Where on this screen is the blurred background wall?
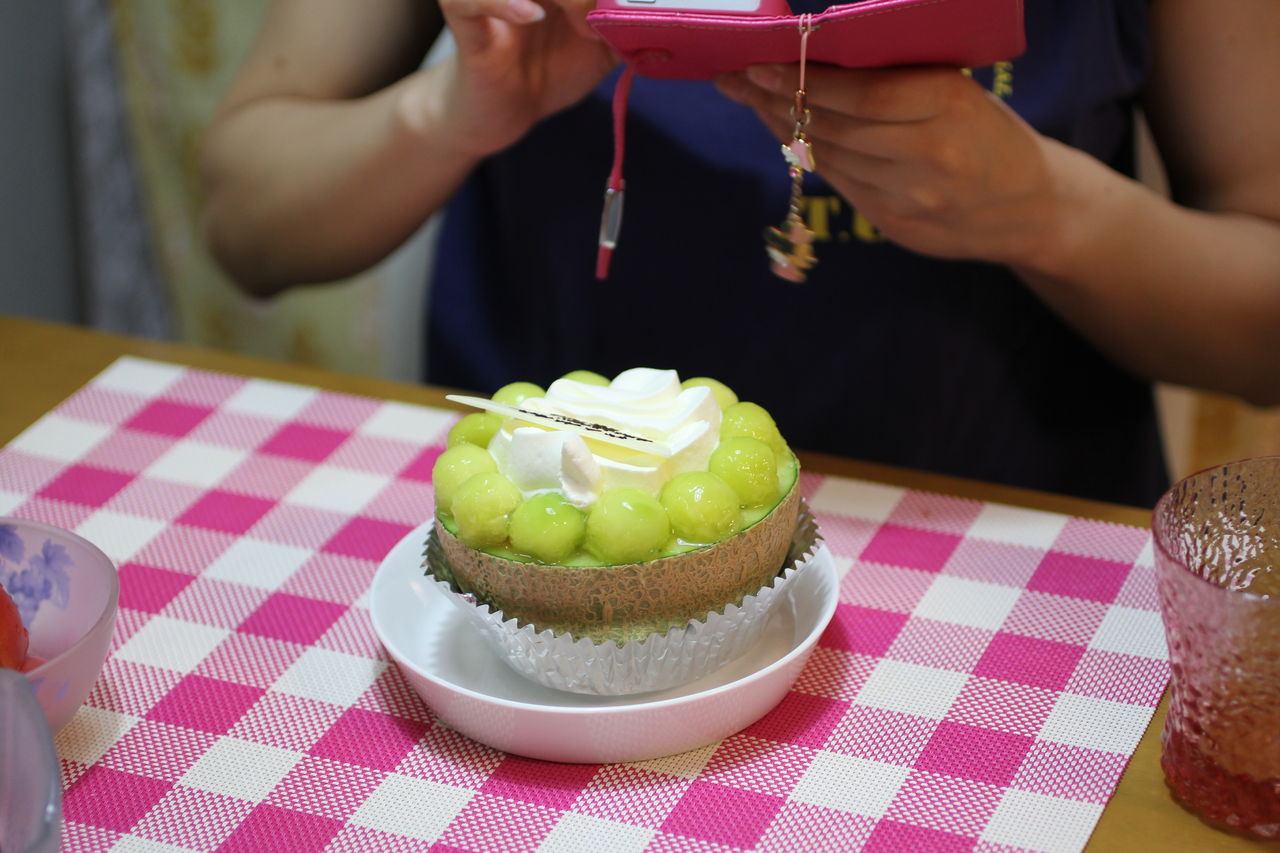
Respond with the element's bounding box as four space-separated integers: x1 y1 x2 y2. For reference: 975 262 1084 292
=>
0 1 1277 486
0 1 80 325
1 0 435 382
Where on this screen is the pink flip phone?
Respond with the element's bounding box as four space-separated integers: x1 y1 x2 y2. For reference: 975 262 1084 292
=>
586 0 1026 80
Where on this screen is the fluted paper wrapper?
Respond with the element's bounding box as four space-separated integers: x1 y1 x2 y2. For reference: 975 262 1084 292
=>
422 505 821 695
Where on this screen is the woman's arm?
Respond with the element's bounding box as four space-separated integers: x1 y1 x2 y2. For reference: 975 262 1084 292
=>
200 0 615 295
1016 0 1280 404
200 0 450 293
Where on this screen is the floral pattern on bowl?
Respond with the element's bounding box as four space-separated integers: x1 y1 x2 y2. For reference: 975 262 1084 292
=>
1 524 72 635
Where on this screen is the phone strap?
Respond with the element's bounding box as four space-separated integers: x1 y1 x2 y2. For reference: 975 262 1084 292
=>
596 63 638 280
764 13 818 282
595 22 820 282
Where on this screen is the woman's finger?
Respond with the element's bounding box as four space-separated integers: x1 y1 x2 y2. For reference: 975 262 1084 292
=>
803 105 940 161
717 75 934 161
442 0 545 22
540 0 600 40
442 0 544 55
740 63 973 123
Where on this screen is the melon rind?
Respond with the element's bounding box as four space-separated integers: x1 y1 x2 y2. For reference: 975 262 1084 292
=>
433 479 802 644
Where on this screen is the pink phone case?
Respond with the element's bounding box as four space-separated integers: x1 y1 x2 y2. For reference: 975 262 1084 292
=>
587 0 1026 80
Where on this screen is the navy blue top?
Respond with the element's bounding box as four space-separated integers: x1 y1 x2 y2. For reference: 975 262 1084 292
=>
427 0 1168 507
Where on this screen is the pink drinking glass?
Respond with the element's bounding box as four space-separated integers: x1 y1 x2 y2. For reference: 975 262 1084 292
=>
1152 458 1280 839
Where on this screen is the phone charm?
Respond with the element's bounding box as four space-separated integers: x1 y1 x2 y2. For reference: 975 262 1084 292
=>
765 15 817 282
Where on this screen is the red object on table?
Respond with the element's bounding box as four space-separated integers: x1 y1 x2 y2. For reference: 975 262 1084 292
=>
0 585 29 671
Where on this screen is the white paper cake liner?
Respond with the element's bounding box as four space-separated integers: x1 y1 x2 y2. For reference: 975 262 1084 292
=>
422 503 821 696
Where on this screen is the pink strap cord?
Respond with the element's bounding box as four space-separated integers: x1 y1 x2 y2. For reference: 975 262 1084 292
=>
596 63 637 280
799 13 813 88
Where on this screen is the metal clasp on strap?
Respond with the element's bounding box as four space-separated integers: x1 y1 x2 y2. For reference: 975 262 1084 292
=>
598 183 625 251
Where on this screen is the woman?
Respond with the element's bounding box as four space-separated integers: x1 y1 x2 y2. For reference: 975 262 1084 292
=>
200 0 1280 507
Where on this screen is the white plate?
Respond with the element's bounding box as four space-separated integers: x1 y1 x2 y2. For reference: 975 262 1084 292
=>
370 523 839 764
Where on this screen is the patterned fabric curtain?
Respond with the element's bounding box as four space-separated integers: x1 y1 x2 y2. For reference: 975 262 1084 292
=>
68 0 171 339
68 0 436 382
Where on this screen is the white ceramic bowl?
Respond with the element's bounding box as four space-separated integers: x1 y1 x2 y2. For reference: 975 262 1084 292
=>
372 522 839 764
2 518 119 733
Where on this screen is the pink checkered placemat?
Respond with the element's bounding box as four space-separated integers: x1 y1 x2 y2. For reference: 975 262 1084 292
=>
0 357 1171 853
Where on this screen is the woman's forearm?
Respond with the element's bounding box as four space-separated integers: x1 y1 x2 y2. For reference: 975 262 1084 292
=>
200 63 476 295
1014 138 1280 405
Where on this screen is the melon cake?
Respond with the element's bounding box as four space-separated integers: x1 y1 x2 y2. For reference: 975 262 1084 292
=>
429 367 803 644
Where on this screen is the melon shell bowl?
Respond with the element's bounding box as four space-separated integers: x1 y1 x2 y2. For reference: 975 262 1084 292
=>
434 480 802 644
425 485 819 696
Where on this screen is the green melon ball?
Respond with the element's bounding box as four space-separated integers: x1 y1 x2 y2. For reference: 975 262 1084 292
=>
660 471 741 544
431 444 498 515
452 472 523 548
721 401 787 457
680 376 739 410
777 450 799 490
709 435 780 508
508 493 587 564
585 488 671 564
447 412 503 449
560 370 611 386
492 381 545 406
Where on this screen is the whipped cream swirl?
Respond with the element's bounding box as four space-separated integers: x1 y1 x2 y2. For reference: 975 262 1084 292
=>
487 368 721 509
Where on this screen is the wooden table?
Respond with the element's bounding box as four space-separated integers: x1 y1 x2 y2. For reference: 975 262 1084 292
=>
1 314 1272 851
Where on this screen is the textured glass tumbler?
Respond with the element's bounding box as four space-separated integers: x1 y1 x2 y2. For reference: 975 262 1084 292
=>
1152 458 1280 839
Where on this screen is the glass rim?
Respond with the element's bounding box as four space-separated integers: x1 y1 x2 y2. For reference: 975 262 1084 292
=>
1152 456 1280 607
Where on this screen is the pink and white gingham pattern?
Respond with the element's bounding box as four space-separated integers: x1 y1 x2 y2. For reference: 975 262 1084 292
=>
1 358 1170 853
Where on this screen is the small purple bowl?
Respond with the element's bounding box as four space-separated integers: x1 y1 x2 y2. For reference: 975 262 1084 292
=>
2 518 119 733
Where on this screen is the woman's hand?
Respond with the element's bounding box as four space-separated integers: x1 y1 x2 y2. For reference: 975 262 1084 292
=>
715 63 1065 268
410 0 620 158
